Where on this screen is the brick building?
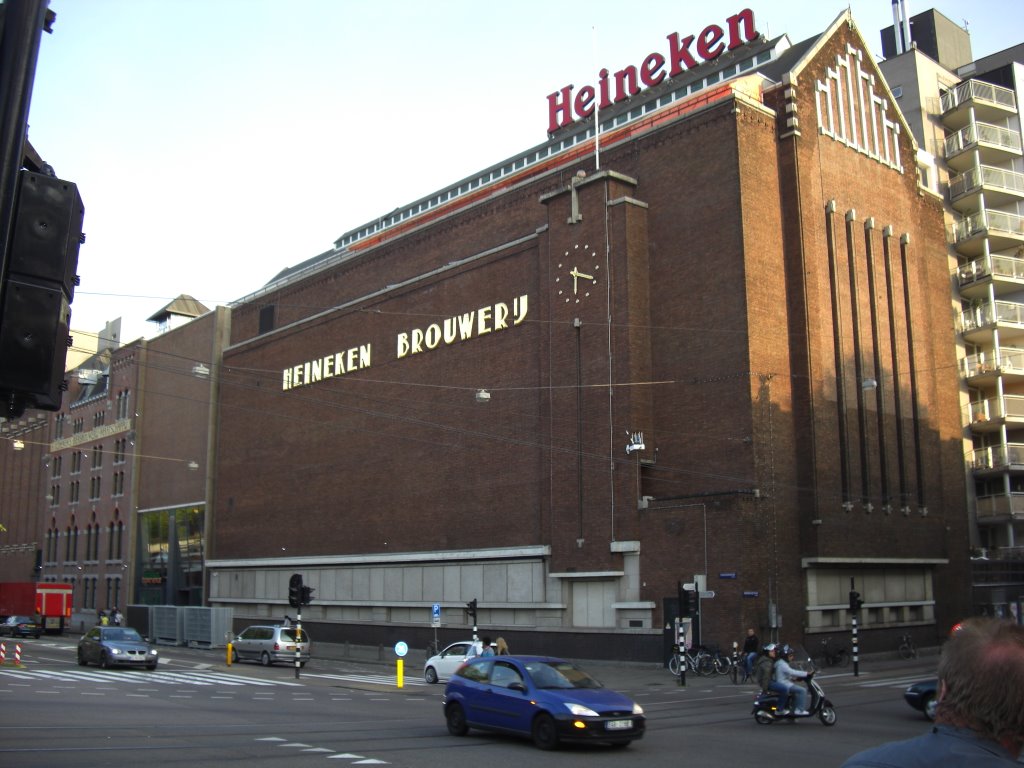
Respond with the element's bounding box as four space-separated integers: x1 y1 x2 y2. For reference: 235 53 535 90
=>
206 10 970 659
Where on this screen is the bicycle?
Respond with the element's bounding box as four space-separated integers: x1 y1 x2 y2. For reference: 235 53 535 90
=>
668 645 716 677
897 633 917 660
816 637 851 668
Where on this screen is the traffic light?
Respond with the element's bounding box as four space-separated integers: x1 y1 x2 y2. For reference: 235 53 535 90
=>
300 585 314 606
0 170 84 414
288 574 303 608
680 588 697 617
849 590 864 611
466 598 477 623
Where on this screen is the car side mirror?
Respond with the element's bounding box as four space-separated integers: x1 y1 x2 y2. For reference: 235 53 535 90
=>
508 682 527 693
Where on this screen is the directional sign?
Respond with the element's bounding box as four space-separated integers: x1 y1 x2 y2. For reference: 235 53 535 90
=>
394 641 408 657
699 590 716 599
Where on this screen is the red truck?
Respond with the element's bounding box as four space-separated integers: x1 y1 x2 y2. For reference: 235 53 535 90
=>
0 582 73 634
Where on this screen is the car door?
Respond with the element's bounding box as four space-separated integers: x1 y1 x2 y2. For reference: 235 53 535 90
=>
81 627 102 663
482 660 534 732
437 642 473 679
234 627 261 660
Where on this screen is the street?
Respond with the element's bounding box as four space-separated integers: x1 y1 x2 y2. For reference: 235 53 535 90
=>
0 637 941 767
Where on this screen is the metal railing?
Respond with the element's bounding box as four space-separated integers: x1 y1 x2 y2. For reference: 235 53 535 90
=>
956 253 1024 286
961 347 1024 377
959 300 1024 334
965 394 1024 423
949 165 1024 204
968 443 1024 470
952 210 1024 247
941 79 1017 114
945 121 1023 159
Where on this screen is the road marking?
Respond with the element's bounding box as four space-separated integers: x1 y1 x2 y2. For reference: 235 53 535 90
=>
0 668 303 687
302 672 427 687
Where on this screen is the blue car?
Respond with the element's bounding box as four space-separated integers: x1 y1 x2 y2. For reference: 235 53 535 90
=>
904 679 938 720
443 655 645 750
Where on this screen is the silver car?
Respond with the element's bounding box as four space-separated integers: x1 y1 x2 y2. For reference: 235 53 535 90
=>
231 624 310 666
424 640 477 684
77 626 159 670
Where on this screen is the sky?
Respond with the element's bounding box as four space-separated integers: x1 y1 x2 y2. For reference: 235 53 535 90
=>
24 0 1023 346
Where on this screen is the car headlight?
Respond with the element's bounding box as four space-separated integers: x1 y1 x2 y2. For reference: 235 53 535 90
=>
632 703 644 715
110 648 123 655
149 649 159 656
564 703 600 717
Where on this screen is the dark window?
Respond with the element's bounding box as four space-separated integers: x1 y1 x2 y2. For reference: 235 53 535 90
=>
259 305 275 335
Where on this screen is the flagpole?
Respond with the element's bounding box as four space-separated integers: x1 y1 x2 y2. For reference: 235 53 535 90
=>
592 26 601 170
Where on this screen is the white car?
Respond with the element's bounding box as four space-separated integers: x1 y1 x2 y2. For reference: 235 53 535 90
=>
424 640 478 684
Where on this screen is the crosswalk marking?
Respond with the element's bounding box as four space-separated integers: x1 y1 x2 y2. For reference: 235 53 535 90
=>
0 667 303 687
302 672 427 687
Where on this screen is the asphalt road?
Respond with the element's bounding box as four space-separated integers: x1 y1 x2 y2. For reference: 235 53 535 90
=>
0 636 945 768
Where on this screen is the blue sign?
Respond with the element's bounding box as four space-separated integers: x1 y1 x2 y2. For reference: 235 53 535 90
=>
742 591 760 598
719 572 737 579
432 603 441 619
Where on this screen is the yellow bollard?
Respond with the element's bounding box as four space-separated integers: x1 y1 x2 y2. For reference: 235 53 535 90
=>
226 642 233 666
397 658 404 688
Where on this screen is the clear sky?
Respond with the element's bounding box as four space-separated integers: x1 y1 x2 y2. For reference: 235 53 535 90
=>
25 0 1023 345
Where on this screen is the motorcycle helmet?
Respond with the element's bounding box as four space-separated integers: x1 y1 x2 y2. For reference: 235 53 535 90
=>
763 642 777 653
781 644 792 656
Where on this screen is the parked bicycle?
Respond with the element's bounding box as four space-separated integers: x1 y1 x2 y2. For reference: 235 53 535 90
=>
668 645 717 676
816 637 851 668
897 633 917 659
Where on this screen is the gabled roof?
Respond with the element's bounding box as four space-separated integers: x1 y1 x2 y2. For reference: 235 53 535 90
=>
146 294 210 323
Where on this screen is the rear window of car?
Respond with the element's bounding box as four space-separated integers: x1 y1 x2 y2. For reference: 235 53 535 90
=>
280 629 308 642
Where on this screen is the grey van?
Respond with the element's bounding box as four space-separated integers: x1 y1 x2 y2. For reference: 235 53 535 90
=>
230 624 311 666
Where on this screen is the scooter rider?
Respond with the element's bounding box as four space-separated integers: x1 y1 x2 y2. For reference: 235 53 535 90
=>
773 644 812 715
755 643 779 694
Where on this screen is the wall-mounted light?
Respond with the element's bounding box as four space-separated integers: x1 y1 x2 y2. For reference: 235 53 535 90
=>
475 389 490 403
12 439 25 451
192 363 210 378
187 460 199 471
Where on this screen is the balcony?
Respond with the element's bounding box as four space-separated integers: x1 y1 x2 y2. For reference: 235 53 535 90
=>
951 210 1024 257
966 394 1024 431
949 165 1024 214
968 442 1024 473
959 300 1024 343
961 347 1024 384
944 122 1022 173
956 253 1024 299
974 493 1024 522
941 79 1018 132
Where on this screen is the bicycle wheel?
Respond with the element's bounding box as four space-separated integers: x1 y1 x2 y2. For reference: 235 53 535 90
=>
898 643 916 660
668 654 680 676
715 655 732 676
729 660 739 684
697 655 716 676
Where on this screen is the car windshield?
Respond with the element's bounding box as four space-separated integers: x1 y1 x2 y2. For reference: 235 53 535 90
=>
104 628 142 642
525 660 603 689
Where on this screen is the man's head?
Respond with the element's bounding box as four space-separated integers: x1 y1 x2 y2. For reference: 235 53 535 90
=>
747 628 756 636
936 617 1024 757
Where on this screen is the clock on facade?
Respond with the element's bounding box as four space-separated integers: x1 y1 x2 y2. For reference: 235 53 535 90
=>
554 243 600 303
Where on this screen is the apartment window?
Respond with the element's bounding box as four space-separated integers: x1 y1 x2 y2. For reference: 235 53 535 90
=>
69 480 79 504
64 527 72 561
93 410 105 429
51 455 62 479
71 450 82 474
116 389 131 420
55 413 66 438
50 484 60 506
109 520 124 561
89 476 101 501
92 445 103 469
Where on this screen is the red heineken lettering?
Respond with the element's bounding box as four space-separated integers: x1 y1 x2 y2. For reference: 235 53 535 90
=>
547 9 757 134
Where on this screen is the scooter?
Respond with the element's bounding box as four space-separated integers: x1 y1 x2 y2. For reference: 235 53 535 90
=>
752 671 838 726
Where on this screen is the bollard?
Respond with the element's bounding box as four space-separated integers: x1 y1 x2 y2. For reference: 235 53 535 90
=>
0 641 5 664
226 642 233 666
397 658 404 689
14 643 22 665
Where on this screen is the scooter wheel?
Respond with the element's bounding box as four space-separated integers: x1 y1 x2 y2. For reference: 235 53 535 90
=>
818 706 837 726
754 711 774 725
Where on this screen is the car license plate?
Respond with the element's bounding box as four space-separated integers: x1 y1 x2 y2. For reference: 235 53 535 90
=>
606 719 632 730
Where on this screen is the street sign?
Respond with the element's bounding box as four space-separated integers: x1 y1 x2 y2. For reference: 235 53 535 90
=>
682 582 696 591
394 641 408 657
699 590 716 599
431 602 441 627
